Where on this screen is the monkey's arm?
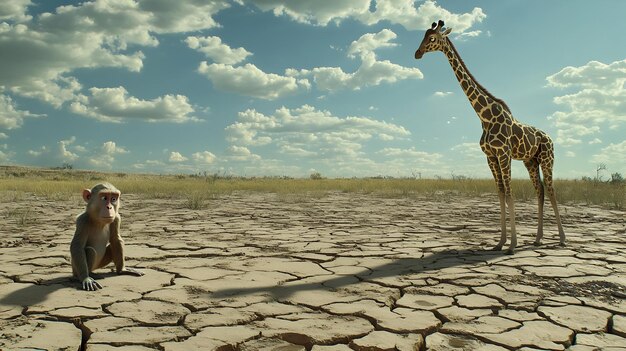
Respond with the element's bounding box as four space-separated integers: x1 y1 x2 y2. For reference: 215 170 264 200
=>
109 215 126 273
70 217 91 282
109 216 144 276
71 216 103 290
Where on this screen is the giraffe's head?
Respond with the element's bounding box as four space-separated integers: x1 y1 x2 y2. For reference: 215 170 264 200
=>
415 20 452 59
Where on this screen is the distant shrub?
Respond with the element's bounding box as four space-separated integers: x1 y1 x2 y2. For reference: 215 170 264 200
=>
310 172 323 180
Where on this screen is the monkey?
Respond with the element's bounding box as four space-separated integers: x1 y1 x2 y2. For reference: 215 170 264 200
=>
70 182 143 291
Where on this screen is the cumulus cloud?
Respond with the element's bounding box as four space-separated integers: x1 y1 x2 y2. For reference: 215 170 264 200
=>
169 151 188 163
70 87 197 123
26 137 134 169
291 29 423 92
28 136 79 165
434 91 453 97
376 147 443 166
1 0 226 112
88 141 130 168
222 104 421 175
547 59 626 146
0 132 7 139
0 0 32 22
185 35 252 64
347 28 398 58
192 150 217 164
244 0 485 32
198 62 310 100
0 94 43 129
592 141 626 172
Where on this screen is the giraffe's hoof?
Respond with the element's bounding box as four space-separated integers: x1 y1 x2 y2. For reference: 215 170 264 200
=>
533 240 541 246
506 248 515 255
492 245 503 252
559 241 566 247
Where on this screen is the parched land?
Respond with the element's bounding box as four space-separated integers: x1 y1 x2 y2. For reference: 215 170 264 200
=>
1 190 625 350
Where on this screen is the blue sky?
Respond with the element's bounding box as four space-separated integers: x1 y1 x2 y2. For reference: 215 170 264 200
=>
1 0 625 179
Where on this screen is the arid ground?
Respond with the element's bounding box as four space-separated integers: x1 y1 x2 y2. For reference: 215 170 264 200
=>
1 191 625 350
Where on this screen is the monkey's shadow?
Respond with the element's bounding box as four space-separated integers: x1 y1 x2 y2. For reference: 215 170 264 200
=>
0 272 119 308
210 246 530 301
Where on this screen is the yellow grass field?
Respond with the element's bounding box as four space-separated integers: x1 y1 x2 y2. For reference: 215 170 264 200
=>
0 165 623 210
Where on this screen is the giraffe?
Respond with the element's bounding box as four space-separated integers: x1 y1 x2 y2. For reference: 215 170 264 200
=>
414 20 565 253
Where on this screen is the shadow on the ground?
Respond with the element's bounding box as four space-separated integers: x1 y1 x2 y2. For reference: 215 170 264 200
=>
211 247 512 300
0 277 71 307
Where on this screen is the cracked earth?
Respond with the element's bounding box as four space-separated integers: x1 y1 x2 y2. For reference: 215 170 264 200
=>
1 191 625 350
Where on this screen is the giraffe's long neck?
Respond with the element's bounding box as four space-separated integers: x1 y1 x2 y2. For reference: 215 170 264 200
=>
442 38 509 124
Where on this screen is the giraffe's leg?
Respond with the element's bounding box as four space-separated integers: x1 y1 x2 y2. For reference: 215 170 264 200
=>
539 155 566 245
499 154 516 254
524 159 544 245
487 156 507 251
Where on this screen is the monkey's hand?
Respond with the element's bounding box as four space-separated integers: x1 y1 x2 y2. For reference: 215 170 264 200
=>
119 267 144 277
82 277 102 291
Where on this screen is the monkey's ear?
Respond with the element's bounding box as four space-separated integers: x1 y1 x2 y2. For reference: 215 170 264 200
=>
82 189 92 202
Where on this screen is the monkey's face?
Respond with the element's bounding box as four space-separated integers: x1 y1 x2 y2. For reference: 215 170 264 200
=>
83 188 120 224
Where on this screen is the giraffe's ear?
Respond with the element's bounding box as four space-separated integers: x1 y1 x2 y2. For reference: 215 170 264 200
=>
441 27 452 37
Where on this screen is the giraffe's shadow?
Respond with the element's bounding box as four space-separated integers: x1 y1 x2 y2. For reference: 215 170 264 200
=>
209 246 533 301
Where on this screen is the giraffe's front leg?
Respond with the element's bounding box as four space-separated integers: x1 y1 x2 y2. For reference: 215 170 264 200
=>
487 156 507 251
499 155 517 254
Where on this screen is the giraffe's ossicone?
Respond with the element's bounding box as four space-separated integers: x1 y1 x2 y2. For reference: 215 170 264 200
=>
415 20 565 253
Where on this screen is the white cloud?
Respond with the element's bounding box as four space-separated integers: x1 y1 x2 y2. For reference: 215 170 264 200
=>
592 141 626 172
28 136 79 165
226 145 261 161
434 91 453 97
169 151 188 163
70 87 197 123
88 141 129 169
347 28 397 58
292 29 423 92
139 0 229 33
451 142 484 159
185 35 252 64
192 150 217 164
376 147 443 165
0 94 43 129
198 62 310 100
102 141 129 155
0 142 13 163
1 0 227 110
0 0 32 22
547 59 626 146
244 0 485 33
0 132 7 139
222 104 420 176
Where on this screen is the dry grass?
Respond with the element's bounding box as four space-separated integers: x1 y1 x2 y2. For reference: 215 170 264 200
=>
0 166 624 209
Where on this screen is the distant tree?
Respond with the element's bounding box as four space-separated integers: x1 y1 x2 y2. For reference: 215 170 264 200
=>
596 163 607 181
310 172 323 180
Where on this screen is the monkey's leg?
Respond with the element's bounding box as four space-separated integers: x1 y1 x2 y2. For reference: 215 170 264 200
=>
93 245 113 270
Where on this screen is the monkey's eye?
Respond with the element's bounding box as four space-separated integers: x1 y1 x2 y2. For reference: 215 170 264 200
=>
111 197 118 203
100 195 107 202
429 37 436 42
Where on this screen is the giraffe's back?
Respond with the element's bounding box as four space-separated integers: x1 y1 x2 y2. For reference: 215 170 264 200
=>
510 122 551 161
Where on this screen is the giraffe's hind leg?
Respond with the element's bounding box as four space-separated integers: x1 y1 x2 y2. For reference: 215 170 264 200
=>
539 151 566 245
524 158 544 245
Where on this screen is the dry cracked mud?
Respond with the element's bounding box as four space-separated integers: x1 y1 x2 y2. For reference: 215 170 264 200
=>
1 191 625 350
